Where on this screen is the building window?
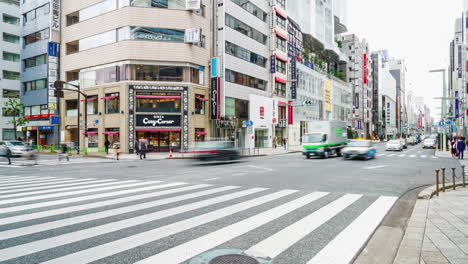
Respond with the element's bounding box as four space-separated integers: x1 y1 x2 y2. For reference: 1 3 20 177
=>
276 0 285 9
79 29 117 51
3 14 19 25
276 37 286 52
123 26 185 42
66 100 78 116
225 69 267 90
3 52 19 62
3 70 19 80
225 41 267 68
2 89 19 98
276 15 286 29
86 96 98 115
3 33 19 44
2 129 16 140
23 3 50 25
195 128 205 142
24 79 47 92
195 95 206 115
275 82 286 97
136 92 181 113
196 35 206 48
276 60 286 74
105 92 120 114
24 28 50 46
225 14 267 45
231 0 267 22
24 54 46 69
80 0 117 22
120 64 184 83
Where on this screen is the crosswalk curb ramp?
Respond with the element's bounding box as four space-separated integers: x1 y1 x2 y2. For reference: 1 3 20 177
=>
0 175 397 264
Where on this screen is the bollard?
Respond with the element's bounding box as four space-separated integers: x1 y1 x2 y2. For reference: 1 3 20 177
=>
435 169 440 196
442 168 446 192
463 165 466 188
452 168 456 190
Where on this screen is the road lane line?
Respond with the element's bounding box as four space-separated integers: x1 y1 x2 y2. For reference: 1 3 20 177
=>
409 155 416 158
387 154 396 157
0 178 82 191
0 178 111 195
0 182 196 226
398 154 405 157
307 196 398 264
420 155 427 158
365 165 389 170
0 185 237 240
1 188 273 263
244 194 362 259
0 181 155 206
377 154 385 157
248 165 277 172
135 192 329 264
232 173 247 176
203 177 220 181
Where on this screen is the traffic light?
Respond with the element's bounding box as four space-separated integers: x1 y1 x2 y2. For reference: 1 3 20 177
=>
54 89 64 98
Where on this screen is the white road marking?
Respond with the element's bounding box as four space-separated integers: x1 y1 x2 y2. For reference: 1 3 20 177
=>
420 155 427 158
6 188 272 263
398 154 405 157
0 176 55 185
307 196 398 264
0 182 196 226
365 165 389 170
203 177 221 181
232 173 247 177
0 178 111 195
245 194 362 259
409 155 416 158
248 165 277 172
387 154 396 157
133 192 329 264
0 178 80 191
377 154 386 157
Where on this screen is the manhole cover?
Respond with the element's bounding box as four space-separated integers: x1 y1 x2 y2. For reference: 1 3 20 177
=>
209 254 259 264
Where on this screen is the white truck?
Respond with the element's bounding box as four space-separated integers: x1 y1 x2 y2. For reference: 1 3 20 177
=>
302 121 348 159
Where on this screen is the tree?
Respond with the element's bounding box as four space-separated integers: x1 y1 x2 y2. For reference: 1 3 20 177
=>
3 99 28 139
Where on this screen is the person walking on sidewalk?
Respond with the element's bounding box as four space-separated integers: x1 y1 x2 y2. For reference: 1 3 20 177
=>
58 144 70 162
273 137 277 149
104 139 111 155
139 141 147 160
451 137 457 157
134 140 140 156
283 138 287 150
457 137 466 160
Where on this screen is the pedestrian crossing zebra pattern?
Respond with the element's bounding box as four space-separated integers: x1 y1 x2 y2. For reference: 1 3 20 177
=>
0 175 397 264
376 153 437 159
0 158 118 168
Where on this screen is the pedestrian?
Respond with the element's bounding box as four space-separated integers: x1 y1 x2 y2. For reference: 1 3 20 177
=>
134 140 140 156
273 137 277 149
58 143 69 162
139 141 147 160
3 147 12 165
104 139 111 155
451 137 457 157
283 138 287 150
457 137 466 160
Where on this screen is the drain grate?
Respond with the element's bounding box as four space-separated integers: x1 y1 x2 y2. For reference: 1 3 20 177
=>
209 254 260 264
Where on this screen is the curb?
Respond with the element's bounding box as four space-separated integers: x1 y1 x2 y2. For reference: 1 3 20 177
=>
418 182 467 199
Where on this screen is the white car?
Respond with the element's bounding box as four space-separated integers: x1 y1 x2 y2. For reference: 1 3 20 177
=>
0 141 32 157
386 140 403 151
423 138 437 149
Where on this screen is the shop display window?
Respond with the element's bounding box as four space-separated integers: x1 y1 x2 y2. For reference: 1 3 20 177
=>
136 93 181 113
194 95 205 115
105 93 120 114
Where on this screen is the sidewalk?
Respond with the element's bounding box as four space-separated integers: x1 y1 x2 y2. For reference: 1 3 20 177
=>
393 161 468 264
84 145 304 160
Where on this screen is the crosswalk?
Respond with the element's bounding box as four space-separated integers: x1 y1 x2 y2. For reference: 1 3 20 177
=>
0 158 118 168
0 175 397 264
376 153 437 159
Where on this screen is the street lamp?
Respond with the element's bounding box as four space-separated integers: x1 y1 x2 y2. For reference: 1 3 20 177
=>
429 69 447 151
54 80 88 155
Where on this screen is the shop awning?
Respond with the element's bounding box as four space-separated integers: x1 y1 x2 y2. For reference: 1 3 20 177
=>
275 76 287 84
274 7 288 20
136 95 181 99
82 132 98 135
102 131 119 135
278 101 287 106
274 29 288 40
80 97 97 102
196 97 209 101
196 132 207 135
100 96 118 100
135 128 181 132
275 54 288 63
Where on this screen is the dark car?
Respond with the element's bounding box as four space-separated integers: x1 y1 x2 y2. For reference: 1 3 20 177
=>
193 141 241 162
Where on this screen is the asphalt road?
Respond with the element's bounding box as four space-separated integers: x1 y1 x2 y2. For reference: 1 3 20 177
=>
0 144 460 264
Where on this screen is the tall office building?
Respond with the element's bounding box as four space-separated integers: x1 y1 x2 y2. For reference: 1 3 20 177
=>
0 0 21 140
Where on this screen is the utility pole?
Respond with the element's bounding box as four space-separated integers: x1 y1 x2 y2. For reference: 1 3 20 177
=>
430 69 447 151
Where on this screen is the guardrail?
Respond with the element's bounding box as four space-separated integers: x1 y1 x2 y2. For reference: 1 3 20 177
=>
434 165 467 196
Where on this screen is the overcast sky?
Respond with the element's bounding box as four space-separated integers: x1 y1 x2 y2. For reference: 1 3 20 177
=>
347 0 463 120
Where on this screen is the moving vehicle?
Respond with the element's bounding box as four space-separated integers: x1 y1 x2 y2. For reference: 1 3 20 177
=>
407 136 417 145
302 121 347 159
386 140 403 151
423 138 437 149
0 140 32 157
193 141 241 162
400 138 408 149
342 140 377 160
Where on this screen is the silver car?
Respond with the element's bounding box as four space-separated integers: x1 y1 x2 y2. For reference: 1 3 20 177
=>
0 141 32 157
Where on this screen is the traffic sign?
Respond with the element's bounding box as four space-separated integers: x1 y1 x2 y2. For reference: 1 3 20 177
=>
439 121 444 127
51 116 60 125
446 120 452 125
242 121 248 127
248 120 254 127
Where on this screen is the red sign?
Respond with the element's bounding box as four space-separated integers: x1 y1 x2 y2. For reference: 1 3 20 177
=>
260 106 265 119
288 101 294 125
363 54 368 84
272 118 277 123
24 114 54 119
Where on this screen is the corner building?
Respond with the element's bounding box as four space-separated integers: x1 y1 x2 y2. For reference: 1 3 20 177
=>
60 0 211 153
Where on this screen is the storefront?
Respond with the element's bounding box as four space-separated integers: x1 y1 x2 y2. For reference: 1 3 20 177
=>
38 126 55 146
247 94 276 149
129 85 189 153
103 128 120 150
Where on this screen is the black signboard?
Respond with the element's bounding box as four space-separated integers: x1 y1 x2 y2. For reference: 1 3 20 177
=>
136 114 181 127
270 55 276 73
211 77 220 120
290 57 297 99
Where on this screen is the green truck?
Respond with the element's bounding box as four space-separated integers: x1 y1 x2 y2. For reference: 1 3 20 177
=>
302 121 348 159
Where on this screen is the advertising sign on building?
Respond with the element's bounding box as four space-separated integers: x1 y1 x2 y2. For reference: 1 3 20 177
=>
210 78 221 120
211 57 220 77
325 79 332 112
136 115 181 127
184 28 201 43
386 102 391 124
270 55 276 73
456 91 460 118
291 57 297 99
250 94 273 128
363 54 368 84
50 0 60 43
186 0 201 10
458 45 462 79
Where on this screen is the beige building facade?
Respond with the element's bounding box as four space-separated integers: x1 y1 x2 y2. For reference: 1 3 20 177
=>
59 0 212 153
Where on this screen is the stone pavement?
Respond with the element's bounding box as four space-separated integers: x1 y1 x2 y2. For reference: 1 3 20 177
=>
393 186 468 264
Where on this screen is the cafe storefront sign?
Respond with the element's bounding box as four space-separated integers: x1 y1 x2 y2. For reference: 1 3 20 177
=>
136 115 181 127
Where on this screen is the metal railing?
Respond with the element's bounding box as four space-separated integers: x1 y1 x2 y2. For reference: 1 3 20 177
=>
240 148 261 157
434 165 467 196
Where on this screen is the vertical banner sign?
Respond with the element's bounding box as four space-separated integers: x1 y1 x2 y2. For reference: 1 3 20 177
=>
363 54 368 84
386 102 391 125
450 41 455 72
458 45 462 78
211 57 219 78
291 57 297 99
455 91 460 118
210 78 220 120
48 0 60 110
50 0 60 42
288 101 294 125
270 55 276 73
325 79 332 112
184 28 201 43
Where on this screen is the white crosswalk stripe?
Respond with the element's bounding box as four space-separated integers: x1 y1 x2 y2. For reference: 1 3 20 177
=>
0 177 398 264
0 158 119 168
377 153 435 159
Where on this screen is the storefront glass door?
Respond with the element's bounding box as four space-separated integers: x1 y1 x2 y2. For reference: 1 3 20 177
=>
137 131 181 152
